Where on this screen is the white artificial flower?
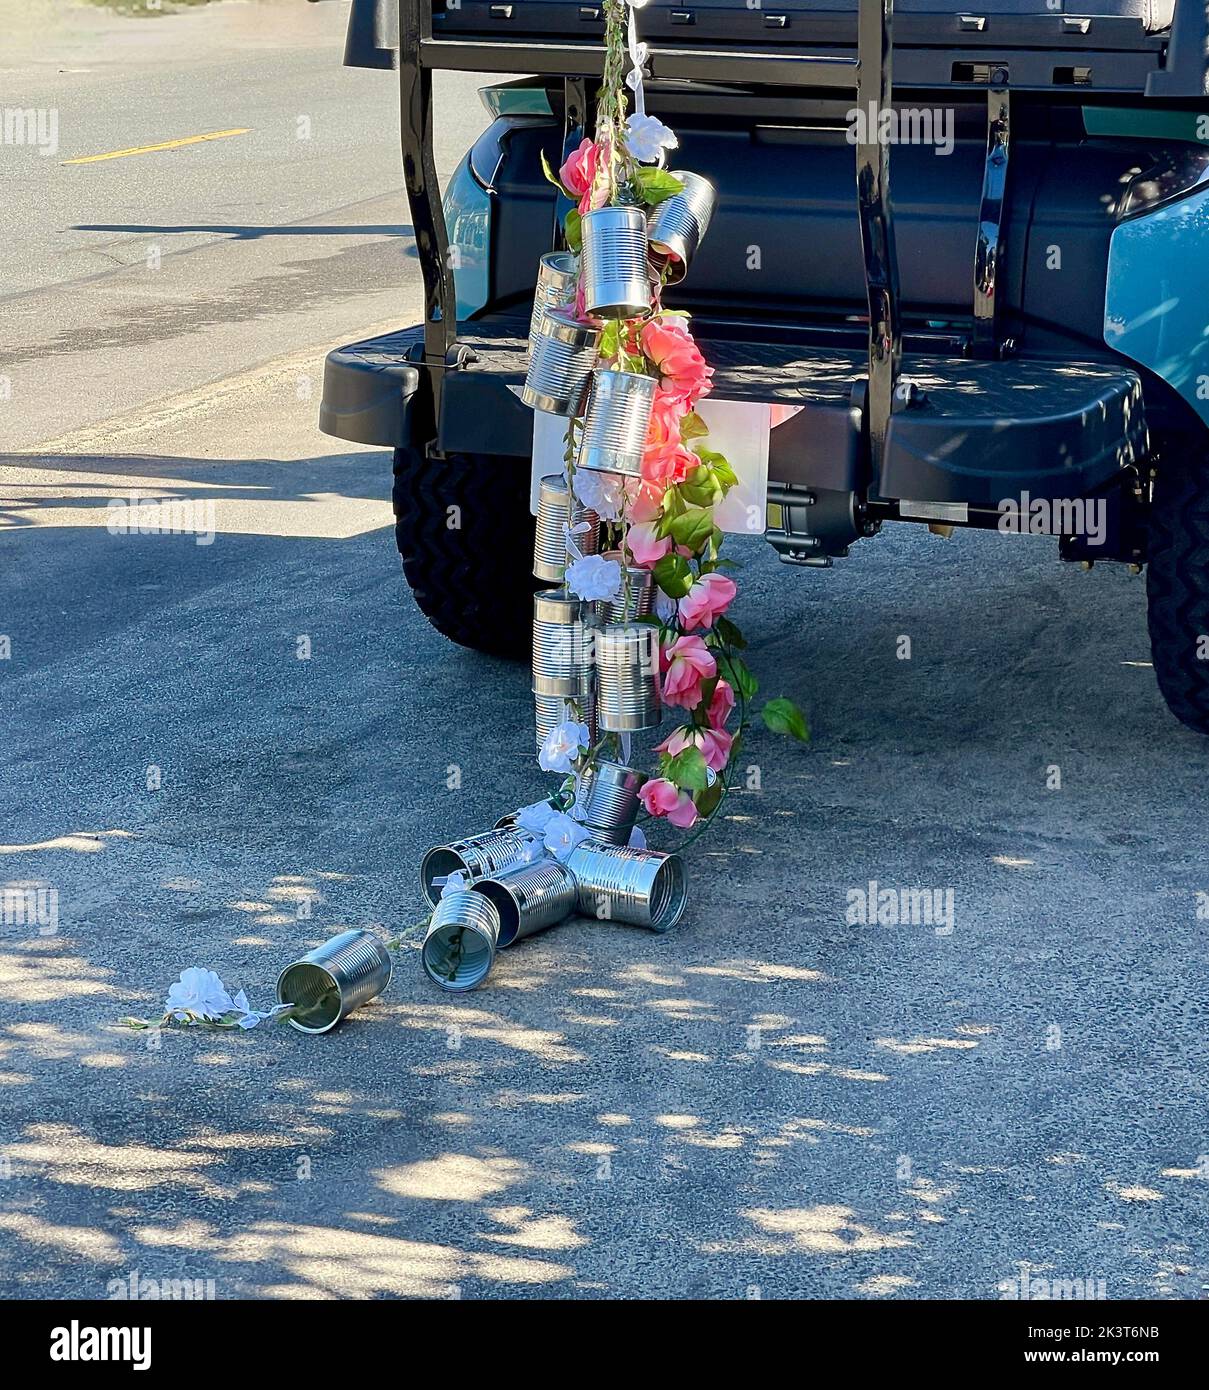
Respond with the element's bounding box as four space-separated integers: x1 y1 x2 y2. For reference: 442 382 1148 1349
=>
516 799 558 835
628 824 647 851
572 469 628 522
539 719 591 774
437 869 470 900
653 587 678 624
626 113 678 165
165 968 235 1022
543 811 591 861
565 553 622 603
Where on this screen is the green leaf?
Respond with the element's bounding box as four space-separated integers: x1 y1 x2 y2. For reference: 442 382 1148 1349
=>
540 149 576 199
665 744 709 792
667 507 715 553
599 319 621 360
680 410 709 442
761 697 810 743
694 780 724 819
718 651 759 703
631 166 686 206
714 615 747 651
564 208 582 253
652 553 693 599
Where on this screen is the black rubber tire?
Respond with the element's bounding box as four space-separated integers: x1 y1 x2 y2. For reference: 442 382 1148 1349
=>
392 447 538 659
1146 442 1209 734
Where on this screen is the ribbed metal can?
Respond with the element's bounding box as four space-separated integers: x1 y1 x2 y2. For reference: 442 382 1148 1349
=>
532 591 593 697
579 760 647 845
419 826 540 906
422 889 502 992
533 473 600 584
472 858 578 947
534 692 598 753
521 306 600 415
276 928 393 1034
590 548 654 624
595 623 661 731
647 171 717 286
582 205 653 317
527 251 579 354
567 841 688 932
577 370 656 476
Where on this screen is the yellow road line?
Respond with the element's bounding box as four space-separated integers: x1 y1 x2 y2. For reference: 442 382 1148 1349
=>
62 128 249 165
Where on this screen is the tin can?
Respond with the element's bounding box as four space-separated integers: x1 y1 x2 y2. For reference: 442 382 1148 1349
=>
577 370 656 477
472 859 578 947
567 841 688 932
532 591 593 697
595 623 661 731
579 760 647 845
521 306 600 415
647 171 717 286
527 251 579 352
533 473 600 584
582 205 653 317
422 889 502 992
590 549 653 624
419 827 540 906
276 929 393 1034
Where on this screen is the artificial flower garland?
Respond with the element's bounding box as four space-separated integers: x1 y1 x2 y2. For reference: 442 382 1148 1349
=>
538 0 808 840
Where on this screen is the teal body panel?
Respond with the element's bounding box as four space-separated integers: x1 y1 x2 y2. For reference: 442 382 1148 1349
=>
1104 183 1209 430
443 156 491 319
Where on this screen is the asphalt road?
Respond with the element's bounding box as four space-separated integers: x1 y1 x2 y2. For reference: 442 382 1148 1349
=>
2 1 1208 1303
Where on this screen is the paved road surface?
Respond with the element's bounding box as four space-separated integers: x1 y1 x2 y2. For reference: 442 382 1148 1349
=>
1 0 1207 1301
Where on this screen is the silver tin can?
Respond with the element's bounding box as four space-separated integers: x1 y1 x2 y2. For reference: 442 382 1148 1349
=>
521 306 600 415
595 623 661 732
581 205 653 317
647 171 717 286
422 889 502 992
577 369 656 477
534 692 598 753
532 591 593 697
590 548 654 624
527 251 579 353
567 841 688 932
419 826 540 906
579 760 647 845
533 473 600 584
472 859 578 947
276 928 393 1034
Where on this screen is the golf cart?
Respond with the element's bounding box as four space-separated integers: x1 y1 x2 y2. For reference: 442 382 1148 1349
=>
319 0 1209 731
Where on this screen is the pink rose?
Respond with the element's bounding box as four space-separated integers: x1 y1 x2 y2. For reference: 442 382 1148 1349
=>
559 138 595 197
639 777 699 830
708 679 736 730
657 724 734 774
626 520 671 568
677 572 736 630
661 634 717 709
558 139 611 214
629 485 663 524
640 316 714 404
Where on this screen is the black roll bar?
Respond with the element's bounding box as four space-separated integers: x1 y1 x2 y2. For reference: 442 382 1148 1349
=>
395 0 902 475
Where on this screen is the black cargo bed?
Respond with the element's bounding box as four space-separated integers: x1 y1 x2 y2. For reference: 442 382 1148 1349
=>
321 321 1146 504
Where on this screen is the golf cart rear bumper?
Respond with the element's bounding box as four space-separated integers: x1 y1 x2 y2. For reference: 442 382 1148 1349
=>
320 321 1147 505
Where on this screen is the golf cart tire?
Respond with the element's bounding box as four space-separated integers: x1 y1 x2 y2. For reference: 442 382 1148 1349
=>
1147 446 1209 735
392 447 538 659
